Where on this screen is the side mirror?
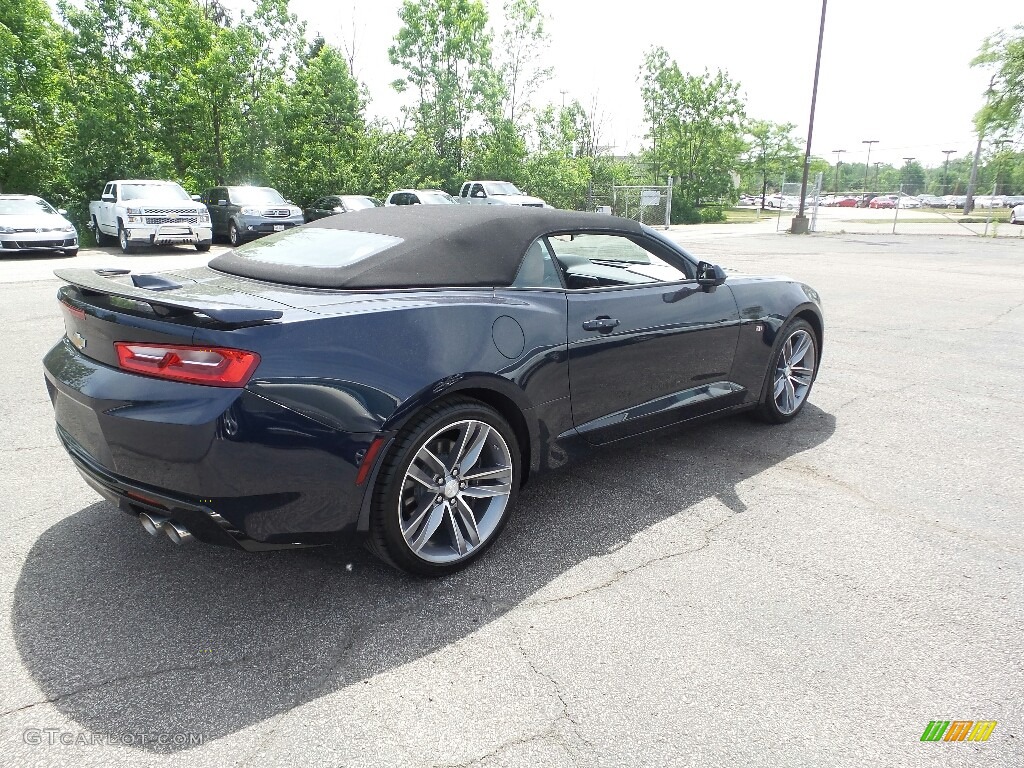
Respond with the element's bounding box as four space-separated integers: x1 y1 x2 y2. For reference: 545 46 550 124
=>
191 195 201 202
696 261 727 291
101 194 114 203
57 208 68 215
217 199 227 206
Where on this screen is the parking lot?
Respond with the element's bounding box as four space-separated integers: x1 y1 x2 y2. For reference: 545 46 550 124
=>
0 231 1021 767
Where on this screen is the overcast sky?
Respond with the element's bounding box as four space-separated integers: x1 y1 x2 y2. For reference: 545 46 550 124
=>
282 0 1024 169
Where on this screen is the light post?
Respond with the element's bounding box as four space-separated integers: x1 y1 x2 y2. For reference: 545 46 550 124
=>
790 0 828 234
873 161 881 191
832 149 845 195
941 149 956 194
902 156 915 194
862 139 878 205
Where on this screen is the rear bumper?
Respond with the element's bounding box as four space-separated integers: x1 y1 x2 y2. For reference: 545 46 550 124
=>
44 338 378 549
236 215 303 237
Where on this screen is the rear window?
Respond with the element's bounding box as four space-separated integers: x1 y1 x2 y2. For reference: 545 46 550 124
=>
230 227 402 268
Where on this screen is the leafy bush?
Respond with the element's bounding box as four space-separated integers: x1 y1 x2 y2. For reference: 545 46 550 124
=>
700 205 726 223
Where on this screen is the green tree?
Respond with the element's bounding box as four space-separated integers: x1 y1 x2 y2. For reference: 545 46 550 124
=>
972 27 1024 138
389 0 493 187
639 47 746 217
274 43 365 205
743 120 799 206
0 0 71 197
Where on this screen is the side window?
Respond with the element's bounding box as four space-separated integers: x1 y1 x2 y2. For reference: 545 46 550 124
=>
460 183 470 198
512 239 563 289
546 233 689 289
109 184 118 200
311 198 325 209
409 193 421 205
470 183 485 198
216 188 228 205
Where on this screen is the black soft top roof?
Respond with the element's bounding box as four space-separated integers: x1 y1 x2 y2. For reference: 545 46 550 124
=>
208 205 646 289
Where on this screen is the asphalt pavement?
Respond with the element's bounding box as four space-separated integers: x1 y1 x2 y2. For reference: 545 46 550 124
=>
0 232 1021 767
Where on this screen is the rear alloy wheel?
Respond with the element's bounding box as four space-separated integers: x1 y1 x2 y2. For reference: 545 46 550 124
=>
756 319 818 424
369 398 520 576
229 222 241 247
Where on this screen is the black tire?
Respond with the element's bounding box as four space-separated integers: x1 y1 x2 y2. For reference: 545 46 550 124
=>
755 318 819 424
195 241 211 252
1012 211 1020 225
117 223 135 254
367 397 521 576
228 221 241 247
92 217 110 246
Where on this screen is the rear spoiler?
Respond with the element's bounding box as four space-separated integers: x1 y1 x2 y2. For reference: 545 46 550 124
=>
55 268 283 329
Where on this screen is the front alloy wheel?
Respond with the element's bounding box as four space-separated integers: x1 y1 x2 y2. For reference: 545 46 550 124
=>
118 226 134 254
756 319 818 423
369 398 519 575
229 222 241 247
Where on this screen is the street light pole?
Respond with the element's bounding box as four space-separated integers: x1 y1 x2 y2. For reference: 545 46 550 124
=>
873 161 881 191
902 156 915 194
832 149 845 194
941 149 956 194
790 0 828 234
862 139 878 204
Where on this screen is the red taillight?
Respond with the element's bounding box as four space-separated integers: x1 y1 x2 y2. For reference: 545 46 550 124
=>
114 343 260 387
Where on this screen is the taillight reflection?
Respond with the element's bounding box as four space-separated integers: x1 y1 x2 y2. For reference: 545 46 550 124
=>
114 343 260 387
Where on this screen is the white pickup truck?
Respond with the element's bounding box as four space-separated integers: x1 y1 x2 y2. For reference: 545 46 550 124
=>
457 180 549 208
89 179 213 253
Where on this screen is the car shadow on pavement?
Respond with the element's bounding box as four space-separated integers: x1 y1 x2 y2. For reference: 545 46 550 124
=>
12 406 834 752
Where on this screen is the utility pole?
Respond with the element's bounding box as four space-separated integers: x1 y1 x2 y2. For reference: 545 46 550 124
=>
902 157 915 194
832 149 845 194
964 136 983 214
791 0 828 234
941 149 956 194
862 139 878 204
873 161 881 192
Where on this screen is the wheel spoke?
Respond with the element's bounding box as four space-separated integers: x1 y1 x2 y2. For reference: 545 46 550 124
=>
453 497 481 547
406 464 439 490
447 506 468 555
781 339 793 366
409 504 446 553
447 422 473 471
774 374 787 399
463 466 512 482
459 424 491 472
417 446 447 476
402 496 438 537
790 333 812 365
790 372 812 388
784 378 796 413
461 482 512 499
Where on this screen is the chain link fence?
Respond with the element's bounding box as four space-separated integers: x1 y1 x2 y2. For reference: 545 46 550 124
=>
609 183 673 229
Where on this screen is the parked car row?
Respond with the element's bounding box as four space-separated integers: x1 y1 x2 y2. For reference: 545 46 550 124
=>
83 178 551 254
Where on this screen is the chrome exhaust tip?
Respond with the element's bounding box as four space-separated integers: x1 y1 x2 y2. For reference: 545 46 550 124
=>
162 519 194 545
139 512 169 537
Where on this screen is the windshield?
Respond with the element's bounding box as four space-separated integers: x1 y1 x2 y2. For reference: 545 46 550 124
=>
0 197 57 216
230 187 286 206
483 182 523 196
420 192 457 205
120 183 191 202
341 196 379 211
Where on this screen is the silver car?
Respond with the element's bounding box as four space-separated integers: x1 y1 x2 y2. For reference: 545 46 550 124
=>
0 195 79 256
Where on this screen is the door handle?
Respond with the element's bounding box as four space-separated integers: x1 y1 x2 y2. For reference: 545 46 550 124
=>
582 317 620 332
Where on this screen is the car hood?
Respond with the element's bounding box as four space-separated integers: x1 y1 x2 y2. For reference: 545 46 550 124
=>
121 198 207 211
0 213 75 231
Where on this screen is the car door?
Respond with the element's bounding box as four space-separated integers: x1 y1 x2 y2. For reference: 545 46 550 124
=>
209 187 228 235
102 184 118 232
548 232 742 444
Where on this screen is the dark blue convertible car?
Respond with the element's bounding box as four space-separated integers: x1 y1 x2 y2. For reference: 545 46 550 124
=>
43 206 823 575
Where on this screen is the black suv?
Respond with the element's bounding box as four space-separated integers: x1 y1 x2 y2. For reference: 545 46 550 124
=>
201 186 305 246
